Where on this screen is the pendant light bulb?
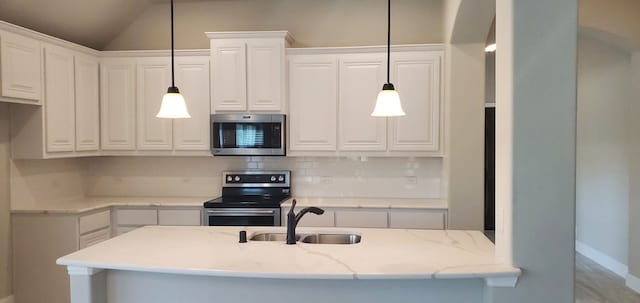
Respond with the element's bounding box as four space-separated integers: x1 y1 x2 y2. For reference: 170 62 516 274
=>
156 0 191 119
372 0 405 117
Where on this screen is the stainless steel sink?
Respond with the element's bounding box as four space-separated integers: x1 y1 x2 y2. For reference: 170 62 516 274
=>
249 232 361 244
249 233 291 241
300 233 362 244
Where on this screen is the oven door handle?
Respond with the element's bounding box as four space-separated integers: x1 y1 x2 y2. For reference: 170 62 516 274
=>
206 210 276 216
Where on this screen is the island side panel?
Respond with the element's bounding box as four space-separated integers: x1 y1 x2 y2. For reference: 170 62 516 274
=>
107 270 485 303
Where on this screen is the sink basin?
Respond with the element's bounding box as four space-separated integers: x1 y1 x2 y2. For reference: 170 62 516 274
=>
300 233 362 245
249 232 361 244
249 233 301 242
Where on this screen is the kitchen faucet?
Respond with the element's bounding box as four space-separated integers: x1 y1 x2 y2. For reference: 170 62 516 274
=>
286 199 324 244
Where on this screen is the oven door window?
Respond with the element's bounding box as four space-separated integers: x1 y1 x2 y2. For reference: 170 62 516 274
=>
213 122 282 149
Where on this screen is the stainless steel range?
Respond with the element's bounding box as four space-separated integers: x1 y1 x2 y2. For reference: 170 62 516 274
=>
203 171 291 226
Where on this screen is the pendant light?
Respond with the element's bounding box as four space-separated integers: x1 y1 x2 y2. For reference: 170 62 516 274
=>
371 0 405 117
157 0 191 119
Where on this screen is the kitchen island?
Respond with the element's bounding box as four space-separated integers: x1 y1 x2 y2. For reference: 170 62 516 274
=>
57 226 520 303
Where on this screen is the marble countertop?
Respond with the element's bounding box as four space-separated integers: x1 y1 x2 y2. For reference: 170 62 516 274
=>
282 197 448 209
57 226 519 285
11 196 213 214
12 196 447 214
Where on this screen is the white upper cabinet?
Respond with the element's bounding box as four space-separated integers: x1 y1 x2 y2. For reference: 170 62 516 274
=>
136 57 173 150
43 44 76 153
207 31 291 113
211 41 246 112
0 29 42 103
74 54 100 151
338 53 387 151
173 57 211 151
287 45 444 157
11 42 101 159
247 40 283 111
389 51 442 152
288 54 338 151
101 58 136 150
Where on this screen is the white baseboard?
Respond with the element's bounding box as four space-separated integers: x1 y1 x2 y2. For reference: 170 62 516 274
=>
576 241 628 277
627 274 640 294
0 294 14 303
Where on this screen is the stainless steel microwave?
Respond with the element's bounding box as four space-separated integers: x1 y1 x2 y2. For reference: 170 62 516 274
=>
210 114 286 156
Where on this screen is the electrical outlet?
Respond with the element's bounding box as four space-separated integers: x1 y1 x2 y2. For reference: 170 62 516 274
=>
406 176 418 184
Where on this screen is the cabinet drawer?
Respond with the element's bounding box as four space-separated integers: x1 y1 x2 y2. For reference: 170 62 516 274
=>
158 209 202 226
335 210 388 228
388 210 445 230
115 208 158 226
79 210 111 234
79 227 110 249
282 209 335 227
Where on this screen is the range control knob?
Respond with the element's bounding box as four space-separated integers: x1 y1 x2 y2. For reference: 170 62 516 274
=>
234 176 240 182
278 176 284 182
270 176 276 182
226 176 232 182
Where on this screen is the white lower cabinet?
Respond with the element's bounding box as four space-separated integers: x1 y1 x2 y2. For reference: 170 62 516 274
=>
388 210 447 230
11 208 112 303
335 210 388 228
281 206 447 229
114 206 203 235
158 209 202 226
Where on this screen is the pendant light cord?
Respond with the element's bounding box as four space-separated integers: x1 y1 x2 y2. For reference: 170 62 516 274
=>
386 0 391 84
170 0 175 88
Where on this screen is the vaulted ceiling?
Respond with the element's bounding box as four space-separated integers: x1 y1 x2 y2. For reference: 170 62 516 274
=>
1 0 639 51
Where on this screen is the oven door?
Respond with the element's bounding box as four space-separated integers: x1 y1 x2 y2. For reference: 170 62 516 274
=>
205 208 281 226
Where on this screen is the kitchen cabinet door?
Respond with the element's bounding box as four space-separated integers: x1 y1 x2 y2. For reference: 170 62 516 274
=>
174 57 211 151
247 40 283 112
74 54 100 151
338 53 387 151
158 209 202 226
0 30 42 103
288 55 338 151
44 44 75 153
211 40 247 112
136 57 173 150
101 59 136 150
388 210 446 230
335 209 388 228
389 51 442 152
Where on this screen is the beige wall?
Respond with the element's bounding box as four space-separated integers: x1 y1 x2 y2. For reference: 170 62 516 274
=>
576 32 632 266
10 159 86 210
105 0 444 50
629 53 640 281
0 104 12 298
579 0 640 50
444 43 485 230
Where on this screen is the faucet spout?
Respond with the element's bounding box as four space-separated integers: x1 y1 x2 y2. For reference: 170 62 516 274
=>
286 200 324 245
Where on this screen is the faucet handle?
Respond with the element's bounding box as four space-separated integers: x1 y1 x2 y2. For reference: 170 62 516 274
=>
290 199 297 212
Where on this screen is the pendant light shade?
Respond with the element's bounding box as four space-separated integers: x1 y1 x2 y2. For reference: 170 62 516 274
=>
156 0 191 119
372 83 405 117
157 87 191 118
371 0 405 117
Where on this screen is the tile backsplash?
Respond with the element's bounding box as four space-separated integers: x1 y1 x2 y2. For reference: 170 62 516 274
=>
82 156 443 199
